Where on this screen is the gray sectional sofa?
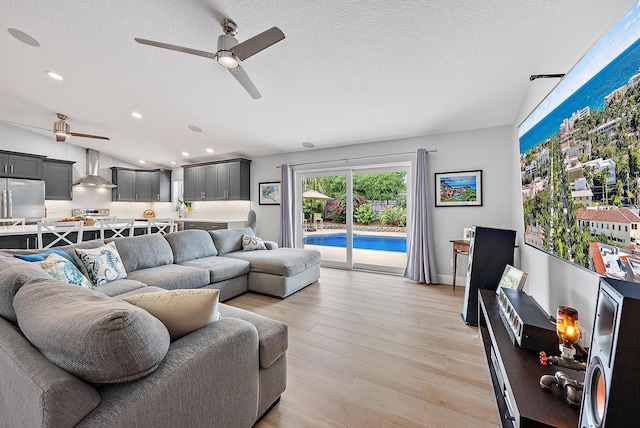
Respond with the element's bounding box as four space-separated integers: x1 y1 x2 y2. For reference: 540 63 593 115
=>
0 227 321 427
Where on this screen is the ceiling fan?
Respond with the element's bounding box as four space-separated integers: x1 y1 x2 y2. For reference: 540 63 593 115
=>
135 18 285 99
2 113 110 142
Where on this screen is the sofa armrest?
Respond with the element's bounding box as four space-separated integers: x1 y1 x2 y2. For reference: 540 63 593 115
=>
0 317 101 428
263 240 278 250
76 317 260 428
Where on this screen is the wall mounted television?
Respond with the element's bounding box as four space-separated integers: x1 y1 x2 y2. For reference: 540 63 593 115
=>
519 2 640 282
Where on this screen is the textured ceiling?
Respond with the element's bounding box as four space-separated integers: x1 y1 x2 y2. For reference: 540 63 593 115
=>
0 0 621 167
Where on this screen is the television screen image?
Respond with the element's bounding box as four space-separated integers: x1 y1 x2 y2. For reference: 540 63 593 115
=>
519 3 640 282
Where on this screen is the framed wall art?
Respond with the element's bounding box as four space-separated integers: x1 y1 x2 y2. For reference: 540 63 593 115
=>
259 182 281 205
435 170 483 207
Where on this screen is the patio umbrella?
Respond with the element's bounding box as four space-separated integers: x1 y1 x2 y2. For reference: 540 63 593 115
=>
302 190 331 231
302 190 331 200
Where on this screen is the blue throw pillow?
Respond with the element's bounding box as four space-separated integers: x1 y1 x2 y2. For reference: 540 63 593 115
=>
38 253 93 289
14 248 75 263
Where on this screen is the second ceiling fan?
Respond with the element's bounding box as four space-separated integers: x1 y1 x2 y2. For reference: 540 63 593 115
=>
135 18 285 99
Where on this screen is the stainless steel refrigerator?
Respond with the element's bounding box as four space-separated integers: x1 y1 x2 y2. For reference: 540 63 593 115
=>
0 179 46 223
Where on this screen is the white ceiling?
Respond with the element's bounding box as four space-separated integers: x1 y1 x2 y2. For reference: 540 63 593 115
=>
0 1 630 168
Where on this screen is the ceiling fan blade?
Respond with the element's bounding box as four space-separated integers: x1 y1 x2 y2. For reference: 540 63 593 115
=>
228 65 261 99
231 27 284 61
1 120 51 132
69 132 110 140
134 38 215 59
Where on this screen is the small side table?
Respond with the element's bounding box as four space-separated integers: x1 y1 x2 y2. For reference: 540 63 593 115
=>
450 240 470 290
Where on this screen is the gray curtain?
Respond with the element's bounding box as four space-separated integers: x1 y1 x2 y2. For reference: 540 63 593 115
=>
280 164 294 247
404 149 438 283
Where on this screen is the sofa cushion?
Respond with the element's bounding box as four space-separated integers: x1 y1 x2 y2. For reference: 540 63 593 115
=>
75 242 128 286
209 227 255 256
164 230 217 264
242 234 267 251
0 257 51 323
180 256 250 283
123 289 220 341
109 234 174 272
219 303 288 369
224 248 321 276
38 253 93 289
125 264 210 290
14 279 170 384
91 279 149 297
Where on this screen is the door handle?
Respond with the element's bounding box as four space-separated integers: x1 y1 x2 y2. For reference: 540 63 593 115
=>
3 165 6 174
10 165 13 174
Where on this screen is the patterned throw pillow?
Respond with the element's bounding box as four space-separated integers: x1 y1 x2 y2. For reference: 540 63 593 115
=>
75 242 127 286
38 253 93 289
242 234 267 251
123 289 221 341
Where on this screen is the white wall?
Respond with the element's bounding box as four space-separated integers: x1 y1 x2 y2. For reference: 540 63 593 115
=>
250 125 513 283
511 0 635 336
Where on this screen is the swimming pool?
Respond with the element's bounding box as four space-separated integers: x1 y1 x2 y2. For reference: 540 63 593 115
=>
304 233 406 252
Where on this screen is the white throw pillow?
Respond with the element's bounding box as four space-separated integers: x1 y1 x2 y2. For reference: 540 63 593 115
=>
242 234 267 251
75 242 127 286
123 289 220 341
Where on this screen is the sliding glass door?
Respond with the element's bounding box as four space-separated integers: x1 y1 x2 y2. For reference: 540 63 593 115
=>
297 163 409 274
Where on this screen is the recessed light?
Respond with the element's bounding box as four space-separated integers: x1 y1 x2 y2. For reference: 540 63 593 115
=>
188 125 203 133
181 152 189 156
170 161 176 165
8 28 40 47
131 112 143 119
206 148 214 153
138 160 146 164
47 71 63 81
302 142 314 148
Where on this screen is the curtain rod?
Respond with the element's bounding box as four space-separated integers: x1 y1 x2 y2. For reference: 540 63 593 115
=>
275 148 437 168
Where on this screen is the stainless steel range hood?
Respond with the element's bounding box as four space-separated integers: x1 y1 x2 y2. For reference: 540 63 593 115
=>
73 149 117 188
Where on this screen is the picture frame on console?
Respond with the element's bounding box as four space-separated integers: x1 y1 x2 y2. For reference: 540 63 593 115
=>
435 170 483 207
259 182 281 205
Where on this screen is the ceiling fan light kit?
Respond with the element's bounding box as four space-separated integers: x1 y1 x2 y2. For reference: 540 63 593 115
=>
135 18 285 99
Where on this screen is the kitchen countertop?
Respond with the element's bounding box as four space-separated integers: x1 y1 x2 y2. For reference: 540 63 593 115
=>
174 218 247 224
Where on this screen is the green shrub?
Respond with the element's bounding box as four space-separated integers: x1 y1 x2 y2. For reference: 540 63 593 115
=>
379 207 406 227
355 204 376 225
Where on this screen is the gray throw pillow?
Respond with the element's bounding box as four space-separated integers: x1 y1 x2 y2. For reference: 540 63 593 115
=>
14 279 170 384
209 227 255 255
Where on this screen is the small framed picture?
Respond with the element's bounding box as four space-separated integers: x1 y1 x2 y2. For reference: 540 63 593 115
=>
435 170 483 207
259 182 281 205
463 227 473 240
496 265 528 294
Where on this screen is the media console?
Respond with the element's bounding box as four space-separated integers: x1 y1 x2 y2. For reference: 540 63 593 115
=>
478 290 582 427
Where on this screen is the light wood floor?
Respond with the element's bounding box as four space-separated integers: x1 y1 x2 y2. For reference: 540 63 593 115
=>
226 268 500 428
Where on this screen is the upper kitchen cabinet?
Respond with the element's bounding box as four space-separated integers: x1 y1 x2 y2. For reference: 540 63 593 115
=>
151 170 171 202
43 159 75 200
183 158 250 201
216 160 251 200
111 168 172 202
0 151 44 179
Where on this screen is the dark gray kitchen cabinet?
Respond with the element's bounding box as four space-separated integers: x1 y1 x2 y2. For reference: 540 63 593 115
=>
112 168 172 202
111 168 136 201
135 171 153 202
43 159 75 200
151 170 171 202
183 167 195 200
0 152 44 179
226 160 250 200
183 158 251 202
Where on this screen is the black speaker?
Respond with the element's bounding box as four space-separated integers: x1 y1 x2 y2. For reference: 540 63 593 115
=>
461 225 516 325
579 277 640 427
